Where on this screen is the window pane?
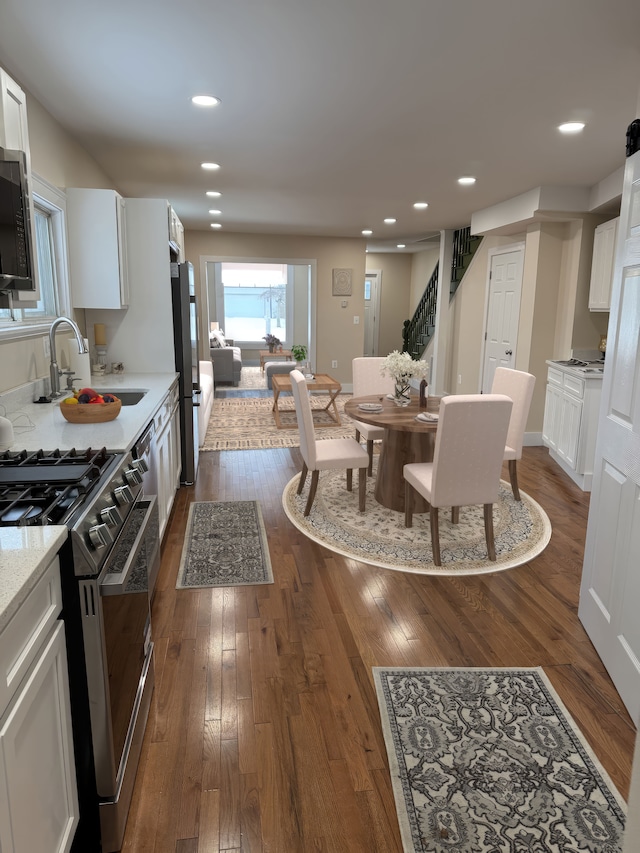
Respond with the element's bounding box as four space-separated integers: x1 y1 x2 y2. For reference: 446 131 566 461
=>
220 264 287 343
23 208 57 317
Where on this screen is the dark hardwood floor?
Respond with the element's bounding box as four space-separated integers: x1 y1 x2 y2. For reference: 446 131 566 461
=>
121 445 636 852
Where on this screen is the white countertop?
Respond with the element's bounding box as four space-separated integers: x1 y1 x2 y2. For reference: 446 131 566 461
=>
546 360 605 380
0 526 68 633
3 372 178 453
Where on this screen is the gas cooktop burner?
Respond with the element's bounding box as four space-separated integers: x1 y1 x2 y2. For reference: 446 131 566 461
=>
0 447 116 527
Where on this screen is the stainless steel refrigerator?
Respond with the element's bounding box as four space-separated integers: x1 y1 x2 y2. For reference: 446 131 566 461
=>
171 260 200 484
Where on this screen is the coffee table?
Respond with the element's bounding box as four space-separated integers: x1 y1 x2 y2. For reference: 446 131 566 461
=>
344 394 441 512
259 349 292 371
271 373 342 429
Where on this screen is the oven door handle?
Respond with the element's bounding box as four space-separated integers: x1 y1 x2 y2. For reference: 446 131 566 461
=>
100 496 158 596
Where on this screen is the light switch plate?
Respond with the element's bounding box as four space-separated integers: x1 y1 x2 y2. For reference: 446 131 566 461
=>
353 316 360 324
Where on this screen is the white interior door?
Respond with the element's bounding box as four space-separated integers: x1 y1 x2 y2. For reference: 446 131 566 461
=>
579 148 640 723
364 271 381 356
481 247 524 391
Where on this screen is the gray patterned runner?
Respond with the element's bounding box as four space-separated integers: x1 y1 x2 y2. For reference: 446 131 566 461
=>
373 667 625 852
177 501 273 588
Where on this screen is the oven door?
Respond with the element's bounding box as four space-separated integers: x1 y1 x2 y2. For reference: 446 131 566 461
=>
78 496 158 852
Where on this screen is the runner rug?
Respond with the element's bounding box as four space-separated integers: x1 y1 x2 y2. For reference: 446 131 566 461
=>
373 667 626 852
201 394 355 451
282 462 550 576
176 501 274 588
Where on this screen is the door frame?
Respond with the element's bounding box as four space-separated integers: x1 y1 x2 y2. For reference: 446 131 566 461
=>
364 269 381 356
478 242 525 392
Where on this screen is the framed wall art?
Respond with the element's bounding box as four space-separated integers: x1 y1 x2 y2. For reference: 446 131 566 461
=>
332 268 353 296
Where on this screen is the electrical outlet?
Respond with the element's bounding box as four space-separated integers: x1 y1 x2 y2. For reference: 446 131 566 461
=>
353 315 360 324
458 374 462 385
43 336 51 358
331 360 338 369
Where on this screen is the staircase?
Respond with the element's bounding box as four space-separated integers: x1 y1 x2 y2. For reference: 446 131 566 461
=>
402 227 482 357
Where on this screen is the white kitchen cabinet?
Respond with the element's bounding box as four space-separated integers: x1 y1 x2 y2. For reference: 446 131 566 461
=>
0 66 39 303
153 380 181 539
588 217 619 311
0 557 79 853
542 363 602 490
169 206 185 262
67 188 129 309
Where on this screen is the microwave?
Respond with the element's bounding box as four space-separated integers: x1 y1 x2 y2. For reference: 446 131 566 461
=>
0 147 34 291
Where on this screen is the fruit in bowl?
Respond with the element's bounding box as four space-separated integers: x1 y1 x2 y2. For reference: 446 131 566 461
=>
60 391 122 423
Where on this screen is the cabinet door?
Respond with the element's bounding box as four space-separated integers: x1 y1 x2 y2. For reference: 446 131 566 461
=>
589 218 619 311
542 383 562 450
67 188 129 309
0 622 78 853
557 393 583 469
170 404 182 492
0 69 39 302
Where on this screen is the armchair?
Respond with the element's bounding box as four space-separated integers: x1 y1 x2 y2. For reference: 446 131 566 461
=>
209 329 242 386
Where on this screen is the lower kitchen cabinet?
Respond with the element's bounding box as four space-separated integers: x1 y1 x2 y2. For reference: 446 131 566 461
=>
153 380 181 539
0 558 79 853
542 364 602 490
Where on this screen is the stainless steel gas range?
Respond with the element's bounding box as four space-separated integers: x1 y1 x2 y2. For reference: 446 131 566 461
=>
0 447 159 852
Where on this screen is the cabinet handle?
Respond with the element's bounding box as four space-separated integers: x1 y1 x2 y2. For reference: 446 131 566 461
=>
505 349 513 356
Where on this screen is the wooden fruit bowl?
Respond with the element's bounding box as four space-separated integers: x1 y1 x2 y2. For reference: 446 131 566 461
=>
60 398 122 423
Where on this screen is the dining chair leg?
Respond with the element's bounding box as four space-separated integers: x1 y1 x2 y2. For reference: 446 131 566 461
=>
404 480 413 527
367 440 374 476
430 506 441 566
451 506 459 524
358 468 366 512
508 459 521 501
346 468 353 491
304 470 320 516
484 503 496 560
297 462 308 494
355 428 361 443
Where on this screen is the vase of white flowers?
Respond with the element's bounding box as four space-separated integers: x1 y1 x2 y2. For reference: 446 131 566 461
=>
381 350 429 407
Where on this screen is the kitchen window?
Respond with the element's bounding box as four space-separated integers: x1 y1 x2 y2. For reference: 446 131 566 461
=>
0 174 69 336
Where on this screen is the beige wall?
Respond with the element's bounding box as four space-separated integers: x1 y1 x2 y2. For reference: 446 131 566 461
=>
0 86 115 395
185 230 366 385
409 247 439 315
366 252 413 357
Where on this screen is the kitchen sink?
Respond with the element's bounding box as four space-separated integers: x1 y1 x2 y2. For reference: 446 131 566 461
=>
101 390 148 406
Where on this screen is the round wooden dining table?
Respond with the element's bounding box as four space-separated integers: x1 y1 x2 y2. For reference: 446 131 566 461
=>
344 394 442 513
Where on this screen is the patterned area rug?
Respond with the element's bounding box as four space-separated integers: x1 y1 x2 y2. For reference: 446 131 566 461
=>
373 667 626 852
238 365 267 389
282 462 551 575
202 394 356 450
176 501 274 588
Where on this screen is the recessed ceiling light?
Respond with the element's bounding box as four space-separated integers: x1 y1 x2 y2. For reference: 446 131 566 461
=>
206 191 222 197
362 229 373 236
413 202 429 210
191 95 221 107
397 244 406 249
384 218 397 224
558 121 585 134
210 223 222 229
208 209 222 215
201 162 220 170
458 176 476 186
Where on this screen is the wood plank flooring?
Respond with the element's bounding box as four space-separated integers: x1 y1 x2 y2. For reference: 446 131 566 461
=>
121 445 636 852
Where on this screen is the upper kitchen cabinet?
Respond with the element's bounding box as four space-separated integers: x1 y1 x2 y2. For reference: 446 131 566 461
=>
588 217 619 311
169 206 185 262
66 188 129 309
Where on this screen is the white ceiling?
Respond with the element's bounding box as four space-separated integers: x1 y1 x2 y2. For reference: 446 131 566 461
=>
1 0 639 253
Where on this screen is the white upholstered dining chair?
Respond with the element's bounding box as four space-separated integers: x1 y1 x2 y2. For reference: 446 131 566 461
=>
351 357 395 474
290 370 369 516
403 394 513 566
490 367 536 501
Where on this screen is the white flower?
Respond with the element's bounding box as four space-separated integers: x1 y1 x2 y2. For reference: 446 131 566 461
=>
381 350 429 382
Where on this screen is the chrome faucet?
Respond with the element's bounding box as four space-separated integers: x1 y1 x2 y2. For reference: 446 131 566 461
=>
49 316 89 398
